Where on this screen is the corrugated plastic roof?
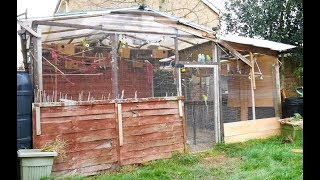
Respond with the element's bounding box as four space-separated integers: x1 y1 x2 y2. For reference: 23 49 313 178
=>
220 34 296 52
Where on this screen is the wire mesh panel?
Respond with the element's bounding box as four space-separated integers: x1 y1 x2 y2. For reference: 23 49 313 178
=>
39 34 177 102
220 54 278 123
182 67 215 152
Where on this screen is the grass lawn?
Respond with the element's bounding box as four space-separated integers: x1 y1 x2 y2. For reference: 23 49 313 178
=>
46 136 303 180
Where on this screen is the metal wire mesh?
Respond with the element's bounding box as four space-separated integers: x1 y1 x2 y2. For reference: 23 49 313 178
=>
220 55 278 123
182 67 216 152
39 39 177 102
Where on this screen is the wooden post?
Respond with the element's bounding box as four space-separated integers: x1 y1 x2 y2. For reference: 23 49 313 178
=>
35 106 41 135
239 76 248 121
212 42 222 143
110 34 119 99
117 104 123 146
32 23 43 102
114 103 121 166
250 52 256 120
174 36 182 96
273 61 281 118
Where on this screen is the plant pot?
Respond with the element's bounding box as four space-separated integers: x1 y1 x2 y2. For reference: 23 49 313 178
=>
17 149 57 180
280 121 303 142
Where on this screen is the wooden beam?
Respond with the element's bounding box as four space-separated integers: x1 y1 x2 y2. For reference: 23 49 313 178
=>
174 37 182 96
17 21 41 38
43 32 106 43
31 23 43 97
219 40 252 67
34 21 186 36
178 61 219 67
42 28 77 34
110 34 119 99
212 42 222 143
177 37 197 45
250 52 256 120
273 62 281 118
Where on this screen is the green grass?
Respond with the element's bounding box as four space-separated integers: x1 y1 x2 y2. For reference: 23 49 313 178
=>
50 136 303 180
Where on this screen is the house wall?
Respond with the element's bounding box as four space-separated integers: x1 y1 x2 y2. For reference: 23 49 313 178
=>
32 97 185 176
56 0 220 28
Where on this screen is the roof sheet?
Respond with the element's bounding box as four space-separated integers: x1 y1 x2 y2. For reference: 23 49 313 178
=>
220 34 296 52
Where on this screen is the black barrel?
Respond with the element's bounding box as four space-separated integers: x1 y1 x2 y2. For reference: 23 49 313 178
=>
17 71 33 149
282 97 303 118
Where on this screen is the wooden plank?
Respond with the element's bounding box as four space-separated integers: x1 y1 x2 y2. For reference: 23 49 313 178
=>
110 34 119 99
224 129 280 144
123 114 181 127
67 139 115 153
121 101 178 111
118 104 123 146
250 53 256 120
124 130 183 144
52 163 114 177
121 136 183 153
33 128 117 147
35 106 41 135
240 76 249 121
224 117 280 137
122 108 179 118
40 104 115 118
41 114 116 122
52 154 116 171
274 63 281 117
41 119 116 134
54 147 115 164
121 143 184 160
114 103 121 166
123 121 183 136
121 152 173 166
178 100 183 117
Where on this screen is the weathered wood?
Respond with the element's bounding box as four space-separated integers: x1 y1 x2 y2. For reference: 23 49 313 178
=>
33 98 185 176
219 40 252 67
117 104 123 146
34 129 117 146
123 114 180 127
52 163 114 177
53 154 116 171
250 53 256 120
274 63 281 117
35 106 41 135
114 103 121 167
122 108 179 118
41 119 116 134
110 34 119 99
121 137 183 153
224 117 281 143
124 130 183 144
54 147 115 164
121 143 184 160
67 139 115 152
41 114 116 122
123 121 182 136
34 20 181 36
121 101 178 111
178 100 183 117
40 104 115 118
121 152 173 166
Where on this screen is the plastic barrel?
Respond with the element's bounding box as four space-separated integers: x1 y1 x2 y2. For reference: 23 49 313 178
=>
282 97 303 118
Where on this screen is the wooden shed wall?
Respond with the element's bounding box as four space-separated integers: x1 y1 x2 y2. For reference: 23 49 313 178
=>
32 97 185 176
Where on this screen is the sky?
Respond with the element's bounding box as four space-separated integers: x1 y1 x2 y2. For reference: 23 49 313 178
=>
17 0 59 67
16 0 225 67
